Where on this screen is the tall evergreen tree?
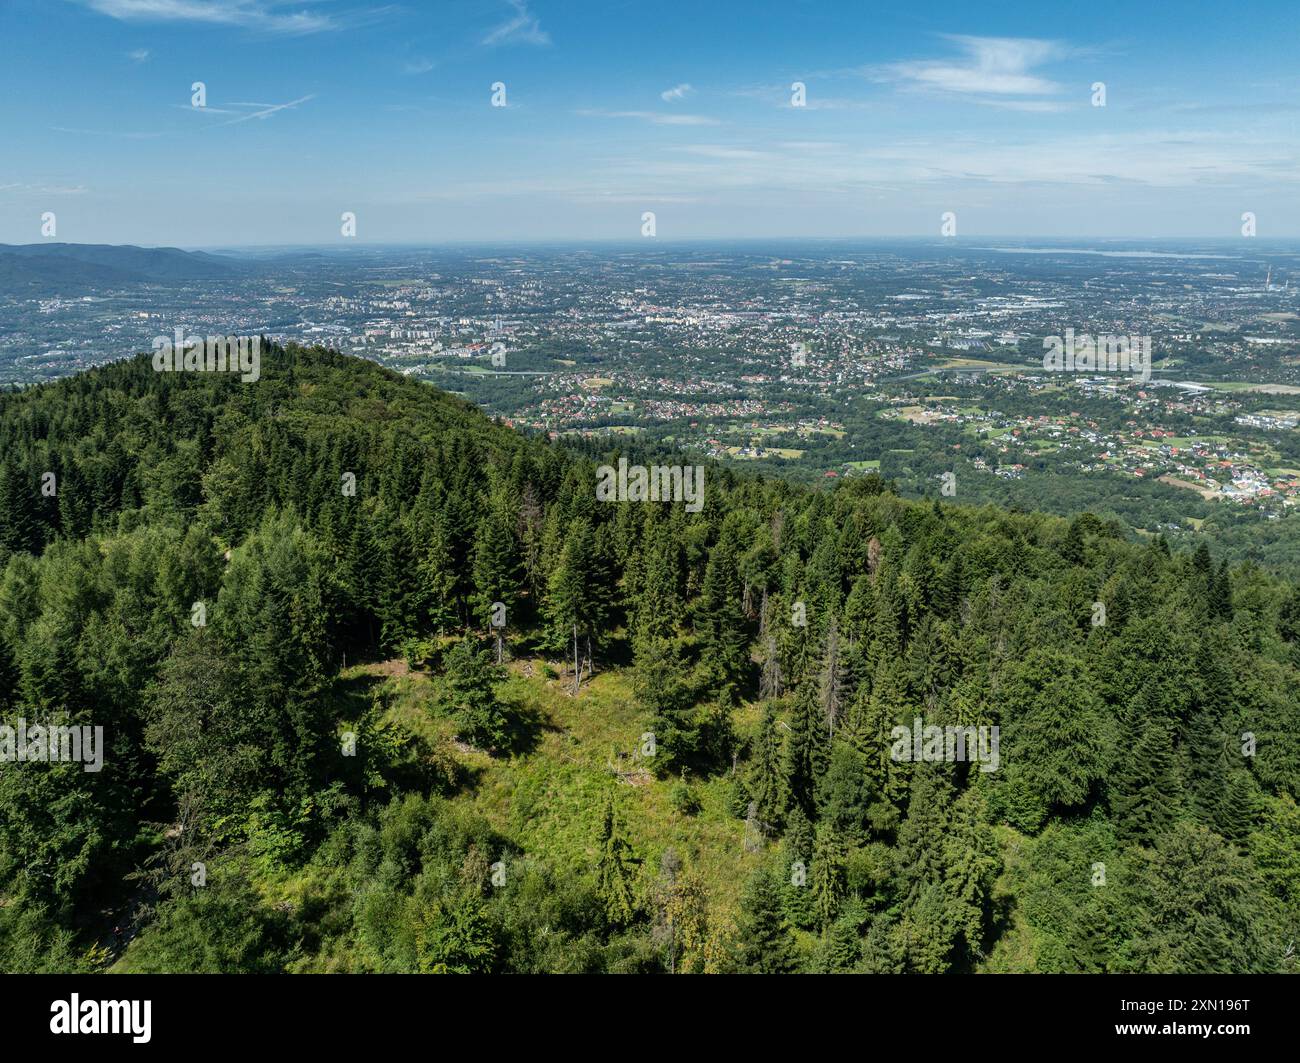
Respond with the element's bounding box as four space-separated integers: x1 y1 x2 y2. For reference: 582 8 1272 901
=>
735 868 798 974
696 528 749 701
595 797 636 927
783 683 829 817
749 706 786 836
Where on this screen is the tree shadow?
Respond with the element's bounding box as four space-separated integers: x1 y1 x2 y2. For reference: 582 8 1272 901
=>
494 694 548 757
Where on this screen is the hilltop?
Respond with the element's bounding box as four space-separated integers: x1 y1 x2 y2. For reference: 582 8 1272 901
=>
0 242 242 294
0 343 1297 974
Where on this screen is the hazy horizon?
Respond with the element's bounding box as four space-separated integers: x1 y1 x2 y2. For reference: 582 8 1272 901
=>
11 236 1300 254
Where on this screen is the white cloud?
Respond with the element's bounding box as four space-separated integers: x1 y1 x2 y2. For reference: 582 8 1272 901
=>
402 58 435 75
482 0 550 47
525 128 1300 206
127 48 150 62
874 35 1068 103
0 183 90 196
661 83 693 102
79 1 382 36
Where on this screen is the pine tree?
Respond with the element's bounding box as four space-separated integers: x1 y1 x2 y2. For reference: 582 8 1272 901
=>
900 881 959 973
375 511 419 651
470 487 521 632
56 463 91 540
443 637 509 750
1124 821 1276 973
595 797 636 927
940 789 1000 962
632 517 680 652
817 615 847 738
696 528 749 700
810 824 846 929
735 868 798 973
543 518 595 692
815 899 866 972
783 683 829 817
749 706 786 835
417 515 459 633
1004 648 1111 811
633 636 698 775
1213 768 1257 843
867 576 902 677
0 462 40 554
1210 560 1234 619
1112 712 1180 844
779 805 816 929
1249 792 1300 921
933 552 962 621
894 765 955 903
1184 705 1231 829
815 740 872 840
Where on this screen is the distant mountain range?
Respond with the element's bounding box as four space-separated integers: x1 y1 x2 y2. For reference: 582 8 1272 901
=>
0 242 245 293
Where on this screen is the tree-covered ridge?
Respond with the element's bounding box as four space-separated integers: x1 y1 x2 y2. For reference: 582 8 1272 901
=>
0 343 1297 973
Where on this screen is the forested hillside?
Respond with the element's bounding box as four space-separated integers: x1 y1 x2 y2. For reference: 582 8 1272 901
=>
1 343 1297 973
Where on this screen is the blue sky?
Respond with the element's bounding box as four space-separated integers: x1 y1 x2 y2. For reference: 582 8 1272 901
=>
1 0 1298 244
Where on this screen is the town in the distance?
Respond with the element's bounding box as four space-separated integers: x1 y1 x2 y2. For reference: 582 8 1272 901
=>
4 238 1299 573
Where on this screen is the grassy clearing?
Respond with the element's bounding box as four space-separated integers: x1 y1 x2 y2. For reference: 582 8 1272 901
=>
374 656 764 919
933 357 1029 374
724 445 805 460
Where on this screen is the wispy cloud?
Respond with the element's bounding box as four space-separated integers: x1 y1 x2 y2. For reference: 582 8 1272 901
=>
661 83 693 102
401 58 435 75
176 95 317 123
579 109 720 127
675 144 767 160
480 128 1299 209
79 1 388 36
0 182 90 196
671 130 1295 192
127 48 150 62
482 0 550 47
872 35 1070 107
214 95 317 125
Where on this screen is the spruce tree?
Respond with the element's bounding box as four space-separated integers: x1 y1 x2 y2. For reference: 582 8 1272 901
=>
443 636 509 750
543 519 596 691
470 487 521 631
696 528 749 700
595 797 637 927
735 868 798 973
783 683 829 817
417 515 459 633
810 824 846 929
749 706 786 835
1112 713 1180 844
633 636 698 776
1213 768 1257 843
